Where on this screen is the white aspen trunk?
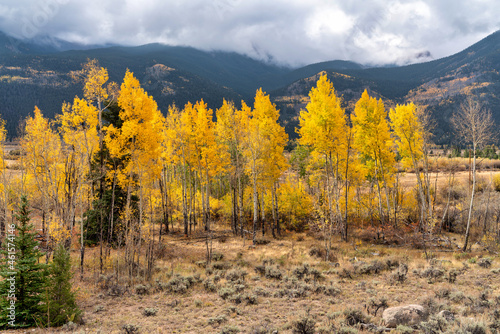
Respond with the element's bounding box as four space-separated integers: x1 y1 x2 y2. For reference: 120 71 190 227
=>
463 145 477 251
205 168 210 231
252 158 258 244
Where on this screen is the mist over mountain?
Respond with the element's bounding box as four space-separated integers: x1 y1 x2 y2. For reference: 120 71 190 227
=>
0 30 499 144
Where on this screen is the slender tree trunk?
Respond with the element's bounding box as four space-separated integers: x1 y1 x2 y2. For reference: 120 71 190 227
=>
326 156 334 236
0 208 4 247
373 166 384 223
261 189 266 236
440 167 455 232
232 184 237 234
182 164 189 236
343 177 350 242
206 171 210 231
238 171 244 238
158 169 167 241
482 175 492 235
378 159 392 225
80 206 85 279
271 183 277 238
107 168 117 252
99 208 104 274
189 173 194 234
124 180 133 278
463 146 477 251
412 159 427 230
252 163 258 245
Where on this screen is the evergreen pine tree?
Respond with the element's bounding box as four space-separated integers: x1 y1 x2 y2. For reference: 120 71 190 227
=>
41 243 81 326
0 195 47 328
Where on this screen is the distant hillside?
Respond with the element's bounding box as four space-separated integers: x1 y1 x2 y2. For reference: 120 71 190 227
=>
0 30 499 143
0 55 242 136
271 31 500 144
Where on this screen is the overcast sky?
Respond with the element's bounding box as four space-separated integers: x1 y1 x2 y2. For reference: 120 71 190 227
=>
1 0 499 67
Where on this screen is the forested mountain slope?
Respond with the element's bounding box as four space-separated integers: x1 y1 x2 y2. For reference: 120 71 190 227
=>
0 30 499 143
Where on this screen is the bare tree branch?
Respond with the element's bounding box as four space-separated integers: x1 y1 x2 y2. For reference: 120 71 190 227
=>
451 95 495 251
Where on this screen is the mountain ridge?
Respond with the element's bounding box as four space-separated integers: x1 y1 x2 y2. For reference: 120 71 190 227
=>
0 30 499 143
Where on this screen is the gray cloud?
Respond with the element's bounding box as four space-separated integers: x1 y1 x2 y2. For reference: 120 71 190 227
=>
0 0 498 66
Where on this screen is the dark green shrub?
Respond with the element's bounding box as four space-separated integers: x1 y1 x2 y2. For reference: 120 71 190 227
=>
338 328 358 334
324 285 341 297
122 324 140 334
292 314 316 334
253 287 271 297
293 264 310 280
218 287 236 300
135 284 149 295
219 325 240 334
167 275 189 293
229 293 243 304
208 314 227 325
355 260 386 275
213 262 232 270
254 264 266 275
264 265 282 280
212 252 224 261
435 288 451 299
250 320 277 334
245 294 258 305
309 268 324 282
344 309 370 326
254 238 271 245
421 266 445 282
142 308 157 317
419 314 448 333
203 278 217 292
366 297 388 316
447 269 460 283
478 258 492 268
385 257 400 269
262 258 275 266
226 269 248 282
455 321 487 334
450 290 465 303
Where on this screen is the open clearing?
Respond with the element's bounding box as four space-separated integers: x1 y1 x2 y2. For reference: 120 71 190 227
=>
5 229 500 334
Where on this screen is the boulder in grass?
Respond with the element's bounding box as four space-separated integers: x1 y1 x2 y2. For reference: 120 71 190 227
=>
382 304 426 328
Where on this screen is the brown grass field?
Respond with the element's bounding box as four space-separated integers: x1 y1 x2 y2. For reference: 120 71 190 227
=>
4 227 500 334
3 154 500 333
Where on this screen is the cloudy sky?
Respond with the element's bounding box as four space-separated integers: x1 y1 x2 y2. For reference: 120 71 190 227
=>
1 0 499 67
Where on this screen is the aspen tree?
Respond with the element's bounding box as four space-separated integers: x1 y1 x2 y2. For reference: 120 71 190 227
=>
351 90 395 224
216 99 249 235
452 96 495 251
298 73 346 237
243 89 288 243
389 102 428 228
71 59 115 277
58 98 99 236
298 73 362 243
165 103 197 235
191 100 229 231
21 107 63 256
105 70 164 277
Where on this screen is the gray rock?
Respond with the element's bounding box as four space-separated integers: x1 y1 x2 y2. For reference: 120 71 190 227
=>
382 304 426 328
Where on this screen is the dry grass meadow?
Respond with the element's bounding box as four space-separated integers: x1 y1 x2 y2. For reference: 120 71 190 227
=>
3 154 500 334
5 228 500 334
